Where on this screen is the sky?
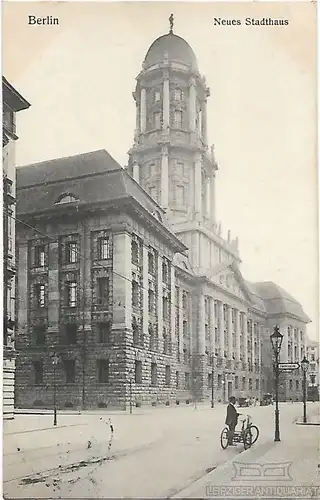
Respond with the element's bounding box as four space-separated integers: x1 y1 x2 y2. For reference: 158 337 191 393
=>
3 1 318 340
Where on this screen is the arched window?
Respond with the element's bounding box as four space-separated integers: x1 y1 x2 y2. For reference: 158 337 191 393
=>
55 193 79 204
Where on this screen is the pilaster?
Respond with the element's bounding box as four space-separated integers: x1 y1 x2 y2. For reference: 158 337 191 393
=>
163 72 170 129
142 244 149 338
210 297 215 354
140 87 146 133
198 294 205 355
189 78 196 131
243 312 248 363
194 152 202 218
235 309 241 362
219 301 225 355
161 146 169 209
228 306 233 360
157 254 163 342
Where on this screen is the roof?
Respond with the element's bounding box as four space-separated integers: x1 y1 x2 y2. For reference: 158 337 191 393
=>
253 281 311 323
144 33 198 70
2 77 30 111
16 149 187 253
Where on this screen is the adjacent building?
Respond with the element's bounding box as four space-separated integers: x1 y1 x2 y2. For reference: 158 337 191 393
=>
306 340 319 400
15 26 310 410
3 77 30 418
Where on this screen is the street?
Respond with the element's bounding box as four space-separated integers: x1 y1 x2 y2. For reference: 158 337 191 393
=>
4 402 319 498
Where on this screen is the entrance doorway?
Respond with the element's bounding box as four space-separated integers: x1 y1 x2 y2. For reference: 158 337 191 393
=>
228 381 233 401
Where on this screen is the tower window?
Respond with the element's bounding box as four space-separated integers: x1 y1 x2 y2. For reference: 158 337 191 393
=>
173 88 183 101
66 281 77 307
154 112 161 129
155 91 161 102
173 110 182 129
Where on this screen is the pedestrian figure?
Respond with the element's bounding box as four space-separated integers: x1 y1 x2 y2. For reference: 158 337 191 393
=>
225 396 240 445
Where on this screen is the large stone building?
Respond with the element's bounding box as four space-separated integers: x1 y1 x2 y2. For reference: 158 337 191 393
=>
15 26 310 410
3 77 30 418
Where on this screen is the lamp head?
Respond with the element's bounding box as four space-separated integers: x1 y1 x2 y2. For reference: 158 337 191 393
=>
270 325 283 356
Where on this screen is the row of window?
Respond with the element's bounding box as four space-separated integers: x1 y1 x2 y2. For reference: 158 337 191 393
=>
152 110 183 130
33 277 110 309
33 359 109 385
153 88 184 103
32 237 111 268
32 322 112 345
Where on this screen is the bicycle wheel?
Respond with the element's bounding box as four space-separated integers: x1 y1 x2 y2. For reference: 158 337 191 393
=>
220 427 229 449
243 428 252 450
250 425 259 444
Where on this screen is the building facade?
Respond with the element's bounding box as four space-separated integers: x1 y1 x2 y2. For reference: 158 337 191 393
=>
15 27 310 410
3 77 30 418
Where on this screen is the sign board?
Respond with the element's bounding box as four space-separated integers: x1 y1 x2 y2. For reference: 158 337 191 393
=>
278 362 300 370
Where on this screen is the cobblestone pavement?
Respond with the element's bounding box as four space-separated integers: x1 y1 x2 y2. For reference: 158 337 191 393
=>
3 402 319 498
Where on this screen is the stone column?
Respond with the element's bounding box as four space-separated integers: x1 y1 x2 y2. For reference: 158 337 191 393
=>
189 78 196 131
228 306 233 359
282 326 288 363
133 162 140 184
161 146 169 209
112 232 132 330
157 254 163 343
243 312 248 363
142 244 149 338
210 298 215 354
205 177 210 217
235 309 241 362
140 87 146 133
210 173 216 223
202 100 208 145
219 301 225 355
170 265 175 352
163 73 170 129
198 294 205 355
47 242 60 340
297 328 302 362
179 286 183 359
252 322 255 367
194 152 202 217
17 243 28 338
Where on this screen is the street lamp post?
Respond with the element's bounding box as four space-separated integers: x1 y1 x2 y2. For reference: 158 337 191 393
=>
211 354 215 408
51 353 60 426
301 356 309 423
270 326 283 442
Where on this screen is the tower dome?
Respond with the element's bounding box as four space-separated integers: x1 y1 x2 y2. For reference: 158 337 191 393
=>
144 33 198 71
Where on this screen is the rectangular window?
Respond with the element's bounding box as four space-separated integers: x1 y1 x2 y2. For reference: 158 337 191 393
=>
97 359 109 383
249 378 252 390
132 280 140 308
183 320 188 338
235 376 239 389
242 377 246 390
208 373 212 389
163 297 169 320
255 379 259 390
35 284 45 308
34 325 46 345
151 363 157 386
97 277 109 305
66 242 78 263
165 365 171 386
97 322 111 344
173 110 182 129
66 282 77 307
217 374 222 389
155 91 161 102
135 360 142 384
154 112 161 129
176 371 179 389
65 324 77 344
162 259 169 283
185 372 190 389
296 380 299 390
98 237 111 260
176 185 185 206
64 360 75 383
33 361 43 385
148 289 155 314
131 240 139 264
289 379 293 390
173 88 183 101
148 251 156 275
35 245 46 267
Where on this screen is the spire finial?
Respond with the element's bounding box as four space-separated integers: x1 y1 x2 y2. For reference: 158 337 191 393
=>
169 13 174 34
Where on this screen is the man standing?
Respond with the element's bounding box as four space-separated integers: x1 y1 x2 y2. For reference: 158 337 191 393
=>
225 396 239 445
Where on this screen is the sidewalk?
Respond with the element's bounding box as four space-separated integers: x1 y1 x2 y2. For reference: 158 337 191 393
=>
174 413 320 498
